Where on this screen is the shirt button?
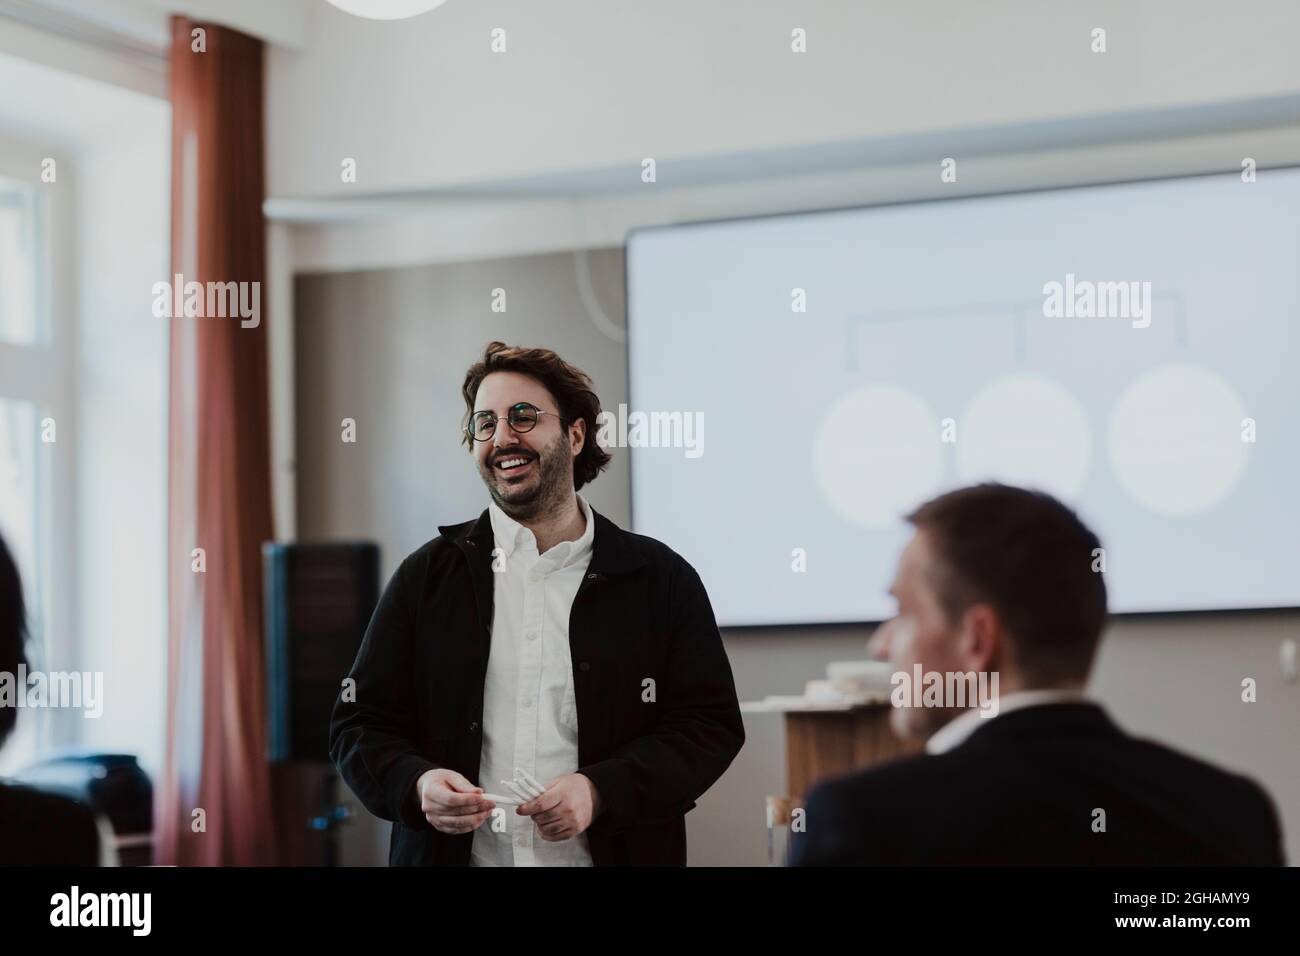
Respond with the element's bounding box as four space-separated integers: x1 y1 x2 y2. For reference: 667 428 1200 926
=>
516 836 527 847
579 662 590 672
527 631 538 641
522 698 532 708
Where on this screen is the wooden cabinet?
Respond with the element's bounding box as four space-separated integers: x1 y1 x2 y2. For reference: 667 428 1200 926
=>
782 704 923 803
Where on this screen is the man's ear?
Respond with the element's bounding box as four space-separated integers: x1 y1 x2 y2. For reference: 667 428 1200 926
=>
960 603 1001 673
569 417 586 456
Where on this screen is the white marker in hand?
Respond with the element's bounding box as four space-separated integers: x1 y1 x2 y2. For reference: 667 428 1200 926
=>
514 767 546 798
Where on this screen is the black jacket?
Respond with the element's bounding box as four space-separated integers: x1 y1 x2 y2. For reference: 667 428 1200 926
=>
329 508 745 866
793 703 1285 866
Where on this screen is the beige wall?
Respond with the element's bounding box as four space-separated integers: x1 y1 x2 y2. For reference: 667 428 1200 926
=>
296 247 1300 867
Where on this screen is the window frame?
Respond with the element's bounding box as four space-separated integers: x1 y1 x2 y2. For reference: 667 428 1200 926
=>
0 142 71 772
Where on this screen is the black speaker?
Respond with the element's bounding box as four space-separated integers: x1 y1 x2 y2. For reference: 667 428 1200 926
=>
263 542 380 763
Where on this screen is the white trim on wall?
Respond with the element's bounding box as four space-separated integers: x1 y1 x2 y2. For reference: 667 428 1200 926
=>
275 123 1300 276
267 220 296 541
0 12 166 98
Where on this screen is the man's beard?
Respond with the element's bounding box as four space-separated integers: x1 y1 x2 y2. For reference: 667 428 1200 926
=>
479 429 573 522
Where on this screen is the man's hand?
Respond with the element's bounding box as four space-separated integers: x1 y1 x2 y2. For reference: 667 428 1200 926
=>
516 773 602 841
415 768 495 834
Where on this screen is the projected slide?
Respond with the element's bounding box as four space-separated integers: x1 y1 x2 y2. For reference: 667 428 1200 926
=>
627 170 1300 626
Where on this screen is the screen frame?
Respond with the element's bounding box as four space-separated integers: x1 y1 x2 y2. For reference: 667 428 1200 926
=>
623 163 1300 629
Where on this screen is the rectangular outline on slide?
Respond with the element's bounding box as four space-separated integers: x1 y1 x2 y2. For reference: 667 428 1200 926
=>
623 163 1300 629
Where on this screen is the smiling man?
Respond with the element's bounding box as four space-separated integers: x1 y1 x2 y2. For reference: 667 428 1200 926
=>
330 341 744 866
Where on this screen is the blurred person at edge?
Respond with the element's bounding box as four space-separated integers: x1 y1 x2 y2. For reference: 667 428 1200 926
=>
0 531 111 865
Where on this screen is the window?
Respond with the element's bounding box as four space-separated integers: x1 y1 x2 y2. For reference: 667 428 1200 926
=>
0 180 42 346
0 176 50 774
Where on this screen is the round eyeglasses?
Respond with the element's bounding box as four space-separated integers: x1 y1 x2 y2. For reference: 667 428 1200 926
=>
466 402 563 441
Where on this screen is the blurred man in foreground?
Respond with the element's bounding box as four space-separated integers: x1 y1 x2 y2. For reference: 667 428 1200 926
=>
794 483 1284 866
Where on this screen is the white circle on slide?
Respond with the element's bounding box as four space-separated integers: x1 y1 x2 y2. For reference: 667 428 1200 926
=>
324 0 449 20
956 374 1092 500
1108 363 1248 516
813 385 944 529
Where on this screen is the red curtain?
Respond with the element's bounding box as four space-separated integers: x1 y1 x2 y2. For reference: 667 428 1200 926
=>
157 17 278 866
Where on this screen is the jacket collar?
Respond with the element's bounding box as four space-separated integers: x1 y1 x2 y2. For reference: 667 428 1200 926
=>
926 689 1088 754
944 700 1120 753
437 504 643 666
438 503 645 575
488 492 596 568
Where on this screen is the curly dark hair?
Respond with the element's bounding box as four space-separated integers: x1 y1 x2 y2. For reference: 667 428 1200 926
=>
460 341 612 491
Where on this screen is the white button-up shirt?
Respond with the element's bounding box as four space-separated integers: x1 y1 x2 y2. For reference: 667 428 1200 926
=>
469 494 597 867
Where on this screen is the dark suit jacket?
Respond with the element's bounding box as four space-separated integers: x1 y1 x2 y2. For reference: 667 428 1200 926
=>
793 703 1285 866
0 782 101 866
329 508 744 866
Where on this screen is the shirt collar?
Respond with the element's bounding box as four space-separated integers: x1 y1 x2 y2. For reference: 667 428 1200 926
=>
925 688 1088 755
487 492 595 569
